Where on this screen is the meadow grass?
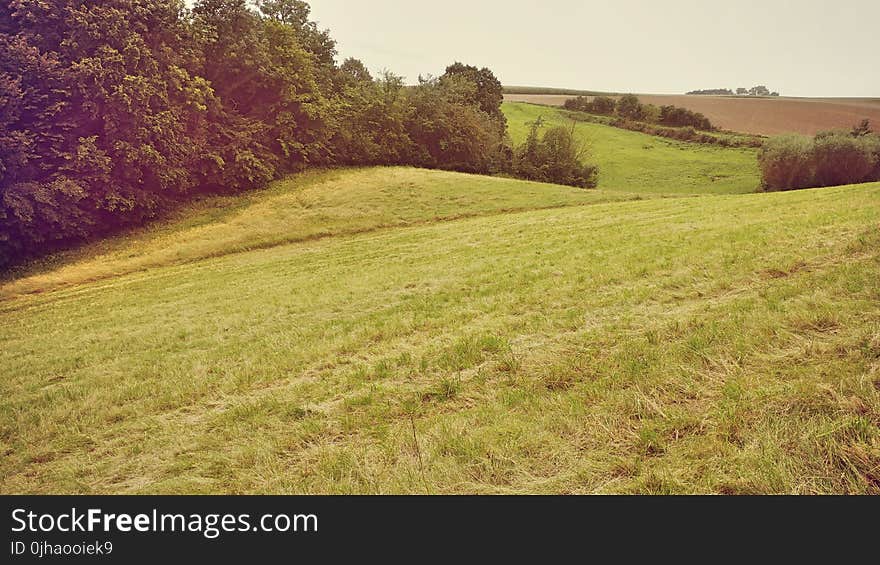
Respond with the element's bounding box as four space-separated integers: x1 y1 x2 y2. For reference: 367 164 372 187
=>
1 176 878 494
503 102 761 195
1 167 638 300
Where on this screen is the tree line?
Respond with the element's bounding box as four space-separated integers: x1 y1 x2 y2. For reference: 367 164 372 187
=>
687 86 780 97
563 94 715 131
759 120 880 191
0 0 596 267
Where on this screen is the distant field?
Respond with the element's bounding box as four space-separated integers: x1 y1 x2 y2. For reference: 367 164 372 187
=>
505 93 880 136
2 170 878 494
503 102 760 195
504 86 615 97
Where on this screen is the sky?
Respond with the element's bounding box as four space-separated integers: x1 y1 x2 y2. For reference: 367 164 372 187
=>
305 0 880 97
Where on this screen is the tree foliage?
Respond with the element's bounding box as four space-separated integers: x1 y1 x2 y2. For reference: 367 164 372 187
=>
441 62 505 123
3 0 585 267
564 94 715 131
512 118 598 188
758 126 880 191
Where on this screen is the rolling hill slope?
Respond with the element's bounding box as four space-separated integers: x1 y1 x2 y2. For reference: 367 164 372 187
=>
0 168 638 300
503 102 761 195
2 166 878 494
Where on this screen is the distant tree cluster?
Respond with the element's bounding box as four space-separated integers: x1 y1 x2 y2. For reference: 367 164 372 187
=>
0 0 598 267
688 86 780 97
564 95 715 131
563 95 617 116
759 120 880 191
687 88 735 96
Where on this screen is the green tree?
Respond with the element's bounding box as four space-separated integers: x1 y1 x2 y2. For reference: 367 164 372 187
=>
404 76 507 174
1 0 216 265
441 62 505 122
513 118 598 188
616 94 645 121
339 58 373 84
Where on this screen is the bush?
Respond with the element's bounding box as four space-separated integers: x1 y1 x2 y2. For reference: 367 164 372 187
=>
758 135 817 191
563 96 590 112
659 105 714 131
563 95 615 116
591 96 617 115
513 119 598 188
616 94 646 121
564 95 717 133
758 129 880 191
812 132 875 187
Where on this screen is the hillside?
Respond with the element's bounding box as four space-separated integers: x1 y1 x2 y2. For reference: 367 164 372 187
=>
2 161 878 493
1 168 634 299
503 102 760 195
505 93 880 136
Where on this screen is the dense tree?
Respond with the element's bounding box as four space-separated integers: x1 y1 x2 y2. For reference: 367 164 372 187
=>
329 71 413 166
254 0 338 91
590 96 617 115
441 63 505 122
758 135 816 191
0 0 592 267
404 75 507 174
339 58 373 84
1 0 216 264
812 131 876 187
616 94 646 121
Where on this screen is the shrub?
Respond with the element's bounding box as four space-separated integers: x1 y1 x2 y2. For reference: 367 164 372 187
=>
590 96 617 115
812 132 875 187
563 96 590 112
564 95 717 133
616 94 646 121
513 119 598 188
758 129 880 191
758 135 816 191
659 105 714 131
563 95 615 116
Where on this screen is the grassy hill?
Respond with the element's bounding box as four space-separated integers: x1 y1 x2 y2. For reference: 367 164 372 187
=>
1 168 638 300
503 102 761 195
2 156 878 493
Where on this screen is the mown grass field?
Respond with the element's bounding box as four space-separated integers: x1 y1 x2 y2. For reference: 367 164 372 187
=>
2 116 879 494
503 102 760 195
2 168 637 300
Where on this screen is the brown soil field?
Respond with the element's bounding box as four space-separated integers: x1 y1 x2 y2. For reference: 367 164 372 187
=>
504 93 880 136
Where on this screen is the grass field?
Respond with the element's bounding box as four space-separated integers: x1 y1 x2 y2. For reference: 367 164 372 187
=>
0 168 638 300
503 102 760 195
2 156 879 493
504 93 880 136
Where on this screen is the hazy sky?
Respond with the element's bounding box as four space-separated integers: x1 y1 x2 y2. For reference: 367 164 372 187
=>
306 0 880 97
